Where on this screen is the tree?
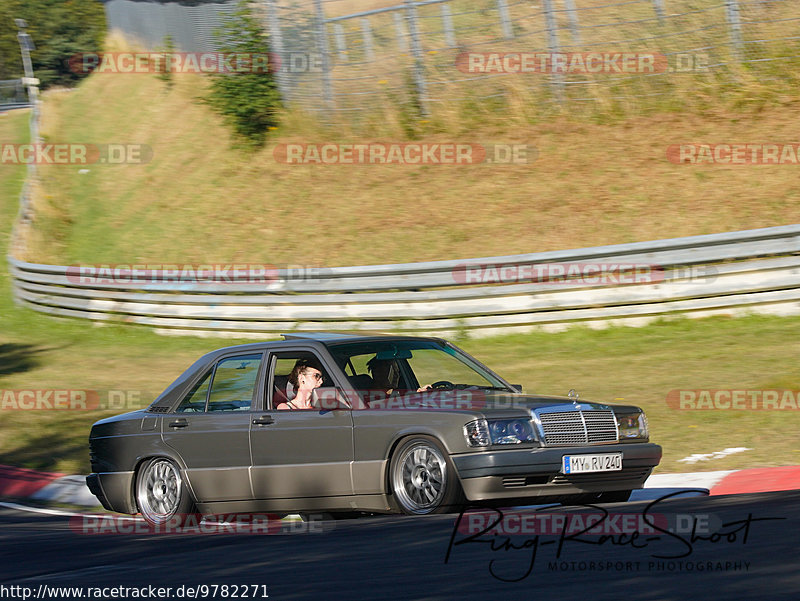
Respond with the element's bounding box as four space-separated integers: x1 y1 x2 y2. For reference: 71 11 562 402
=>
0 0 106 88
203 1 281 147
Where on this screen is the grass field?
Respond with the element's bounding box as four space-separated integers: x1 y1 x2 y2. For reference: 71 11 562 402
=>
2 61 800 478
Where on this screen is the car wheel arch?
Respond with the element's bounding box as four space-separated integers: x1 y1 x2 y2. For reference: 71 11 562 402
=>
385 427 456 459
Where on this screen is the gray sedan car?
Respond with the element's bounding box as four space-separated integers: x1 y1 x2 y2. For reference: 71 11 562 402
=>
87 333 661 525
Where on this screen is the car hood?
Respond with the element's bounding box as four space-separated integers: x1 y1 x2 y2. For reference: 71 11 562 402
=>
444 391 644 418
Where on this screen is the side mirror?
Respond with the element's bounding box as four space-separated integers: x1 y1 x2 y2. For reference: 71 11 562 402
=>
511 384 523 393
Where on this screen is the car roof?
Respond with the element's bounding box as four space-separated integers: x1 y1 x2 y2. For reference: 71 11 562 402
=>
204 332 445 356
281 332 441 343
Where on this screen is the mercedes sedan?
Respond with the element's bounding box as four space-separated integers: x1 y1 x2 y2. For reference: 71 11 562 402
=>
87 333 661 525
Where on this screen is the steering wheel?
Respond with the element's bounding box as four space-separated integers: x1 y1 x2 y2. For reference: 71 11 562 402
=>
430 380 455 390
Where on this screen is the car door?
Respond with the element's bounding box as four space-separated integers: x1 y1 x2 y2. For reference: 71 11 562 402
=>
249 348 355 500
161 351 264 503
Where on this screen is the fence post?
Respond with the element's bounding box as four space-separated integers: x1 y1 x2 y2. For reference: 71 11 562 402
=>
441 4 456 48
334 23 347 61
563 0 581 44
404 0 429 115
725 0 744 61
312 0 334 111
393 12 408 52
361 18 375 61
263 0 290 103
652 0 666 23
542 0 564 100
497 0 513 39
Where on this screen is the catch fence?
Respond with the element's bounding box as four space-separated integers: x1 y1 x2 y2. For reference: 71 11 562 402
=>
102 0 800 118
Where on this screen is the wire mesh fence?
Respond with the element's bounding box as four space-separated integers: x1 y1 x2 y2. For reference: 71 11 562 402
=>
262 0 800 116
103 0 800 120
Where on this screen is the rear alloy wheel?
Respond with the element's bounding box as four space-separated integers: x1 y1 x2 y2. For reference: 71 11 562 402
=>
136 458 199 527
390 436 463 515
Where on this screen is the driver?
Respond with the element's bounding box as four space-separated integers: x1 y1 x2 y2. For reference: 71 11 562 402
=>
367 357 431 398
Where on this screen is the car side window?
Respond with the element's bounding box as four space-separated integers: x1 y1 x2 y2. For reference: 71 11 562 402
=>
269 351 350 410
175 370 212 413
206 353 262 412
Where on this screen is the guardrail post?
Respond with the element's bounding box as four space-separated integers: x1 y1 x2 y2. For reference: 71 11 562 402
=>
725 0 744 61
312 0 334 111
404 0 429 115
542 0 564 101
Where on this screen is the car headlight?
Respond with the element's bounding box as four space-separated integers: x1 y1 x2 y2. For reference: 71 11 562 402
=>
616 412 648 440
464 418 536 447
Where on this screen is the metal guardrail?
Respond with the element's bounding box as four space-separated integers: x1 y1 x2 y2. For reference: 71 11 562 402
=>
0 103 31 112
7 224 800 338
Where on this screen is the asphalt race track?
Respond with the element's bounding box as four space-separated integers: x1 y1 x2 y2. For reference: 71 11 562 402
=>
2 491 799 601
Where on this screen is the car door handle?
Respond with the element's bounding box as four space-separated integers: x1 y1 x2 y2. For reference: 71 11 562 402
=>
252 415 275 426
168 418 189 428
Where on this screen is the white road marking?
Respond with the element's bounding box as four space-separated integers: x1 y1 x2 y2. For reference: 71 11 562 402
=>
0 501 140 520
677 447 753 464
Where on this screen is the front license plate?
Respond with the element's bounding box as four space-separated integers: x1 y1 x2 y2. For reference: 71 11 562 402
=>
561 453 622 474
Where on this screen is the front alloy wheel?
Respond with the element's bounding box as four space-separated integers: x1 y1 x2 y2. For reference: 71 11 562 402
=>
390 437 463 514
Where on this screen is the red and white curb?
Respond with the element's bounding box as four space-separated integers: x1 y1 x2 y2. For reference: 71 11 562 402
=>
0 465 97 507
2 464 800 509
634 466 800 500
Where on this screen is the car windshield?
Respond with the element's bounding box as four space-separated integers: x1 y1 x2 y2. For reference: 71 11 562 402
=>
327 339 514 393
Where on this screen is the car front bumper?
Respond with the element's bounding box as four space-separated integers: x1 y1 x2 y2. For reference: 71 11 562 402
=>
452 442 662 501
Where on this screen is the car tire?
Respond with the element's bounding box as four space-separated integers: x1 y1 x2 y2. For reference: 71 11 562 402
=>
389 436 464 515
135 457 200 528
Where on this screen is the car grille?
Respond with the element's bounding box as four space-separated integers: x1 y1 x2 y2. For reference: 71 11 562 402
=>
536 409 618 446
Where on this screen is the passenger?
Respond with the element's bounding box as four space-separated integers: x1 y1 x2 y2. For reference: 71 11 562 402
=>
276 359 324 410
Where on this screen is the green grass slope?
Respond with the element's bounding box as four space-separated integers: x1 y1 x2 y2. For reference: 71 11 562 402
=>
24 65 800 267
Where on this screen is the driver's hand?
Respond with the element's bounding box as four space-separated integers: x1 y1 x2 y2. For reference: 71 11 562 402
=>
417 385 432 392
